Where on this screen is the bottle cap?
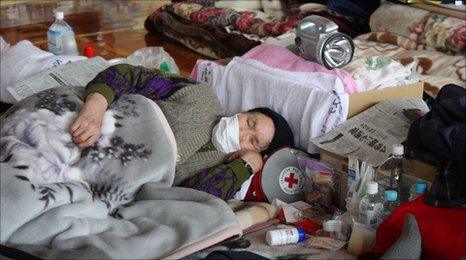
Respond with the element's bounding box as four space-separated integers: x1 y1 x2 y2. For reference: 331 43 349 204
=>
83 44 95 58
392 144 404 156
384 190 398 201
366 181 378 194
415 181 427 193
323 220 342 232
159 62 170 73
55 11 64 20
296 227 306 242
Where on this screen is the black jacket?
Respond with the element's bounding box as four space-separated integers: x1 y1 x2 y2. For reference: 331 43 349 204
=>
407 84 466 207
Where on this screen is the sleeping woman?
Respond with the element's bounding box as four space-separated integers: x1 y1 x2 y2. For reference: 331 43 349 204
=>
69 64 294 200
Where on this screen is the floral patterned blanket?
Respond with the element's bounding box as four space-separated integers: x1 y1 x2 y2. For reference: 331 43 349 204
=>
370 4 465 54
165 2 300 38
145 9 260 59
345 4 465 97
0 87 241 259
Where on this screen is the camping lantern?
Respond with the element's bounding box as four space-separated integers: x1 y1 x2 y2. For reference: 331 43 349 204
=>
295 15 354 69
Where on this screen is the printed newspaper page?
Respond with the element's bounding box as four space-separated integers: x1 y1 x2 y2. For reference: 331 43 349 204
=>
7 57 109 101
311 99 429 166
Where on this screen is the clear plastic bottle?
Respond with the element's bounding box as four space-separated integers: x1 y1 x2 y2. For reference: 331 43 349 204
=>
378 190 398 225
358 181 383 229
409 181 427 201
375 144 404 192
316 220 346 241
47 11 79 55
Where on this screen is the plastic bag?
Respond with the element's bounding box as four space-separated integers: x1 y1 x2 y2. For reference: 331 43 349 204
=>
126 47 179 74
307 236 347 251
297 156 337 211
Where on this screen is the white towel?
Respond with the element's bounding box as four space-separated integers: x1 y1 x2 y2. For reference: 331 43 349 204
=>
344 56 419 92
196 57 349 153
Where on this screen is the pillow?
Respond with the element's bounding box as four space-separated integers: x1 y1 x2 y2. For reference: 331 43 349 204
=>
215 0 262 11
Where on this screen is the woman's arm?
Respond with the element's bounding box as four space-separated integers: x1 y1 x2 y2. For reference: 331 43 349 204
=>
181 159 252 201
181 150 263 200
85 63 195 105
70 92 108 148
70 64 195 148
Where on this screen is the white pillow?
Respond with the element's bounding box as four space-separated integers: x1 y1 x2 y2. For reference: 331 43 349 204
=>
215 0 262 11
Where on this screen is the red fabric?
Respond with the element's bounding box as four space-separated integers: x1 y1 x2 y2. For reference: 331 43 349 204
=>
276 208 286 222
371 195 466 260
293 219 321 235
244 169 267 202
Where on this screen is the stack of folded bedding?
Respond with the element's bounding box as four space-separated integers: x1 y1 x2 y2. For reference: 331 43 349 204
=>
145 5 261 59
144 2 302 59
346 4 465 97
145 1 379 59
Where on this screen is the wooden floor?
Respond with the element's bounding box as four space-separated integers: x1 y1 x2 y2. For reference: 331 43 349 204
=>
0 0 211 76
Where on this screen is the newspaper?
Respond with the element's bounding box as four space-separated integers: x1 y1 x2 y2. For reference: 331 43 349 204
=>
7 56 109 101
311 99 429 166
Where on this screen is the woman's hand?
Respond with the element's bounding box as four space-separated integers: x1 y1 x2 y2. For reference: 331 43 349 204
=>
70 92 108 148
227 149 263 173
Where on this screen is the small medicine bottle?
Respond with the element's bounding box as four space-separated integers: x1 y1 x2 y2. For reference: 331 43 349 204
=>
266 227 306 246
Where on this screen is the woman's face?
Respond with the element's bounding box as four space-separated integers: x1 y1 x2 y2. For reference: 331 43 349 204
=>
237 112 275 152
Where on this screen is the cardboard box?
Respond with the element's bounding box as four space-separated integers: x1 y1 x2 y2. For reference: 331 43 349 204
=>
347 82 424 117
320 82 438 209
321 148 437 209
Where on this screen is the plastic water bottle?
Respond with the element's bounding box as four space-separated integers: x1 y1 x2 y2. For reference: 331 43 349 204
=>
47 11 79 55
375 144 404 192
378 190 398 225
359 181 383 229
409 181 427 201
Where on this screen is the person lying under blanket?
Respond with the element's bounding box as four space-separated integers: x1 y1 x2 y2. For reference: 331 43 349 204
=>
71 64 294 200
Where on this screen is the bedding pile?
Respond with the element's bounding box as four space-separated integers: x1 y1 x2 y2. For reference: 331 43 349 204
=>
144 1 375 59
0 87 241 259
145 4 261 59
346 4 465 97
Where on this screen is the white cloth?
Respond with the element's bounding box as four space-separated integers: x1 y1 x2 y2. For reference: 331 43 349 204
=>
215 0 262 11
234 174 254 200
0 37 86 103
195 57 349 153
261 0 286 20
344 56 420 92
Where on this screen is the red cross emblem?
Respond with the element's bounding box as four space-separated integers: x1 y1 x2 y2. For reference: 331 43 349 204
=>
284 172 298 189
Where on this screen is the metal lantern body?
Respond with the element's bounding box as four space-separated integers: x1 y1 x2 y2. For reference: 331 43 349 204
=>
295 15 354 69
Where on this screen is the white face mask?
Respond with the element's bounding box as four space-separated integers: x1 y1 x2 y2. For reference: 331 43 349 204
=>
211 115 241 154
